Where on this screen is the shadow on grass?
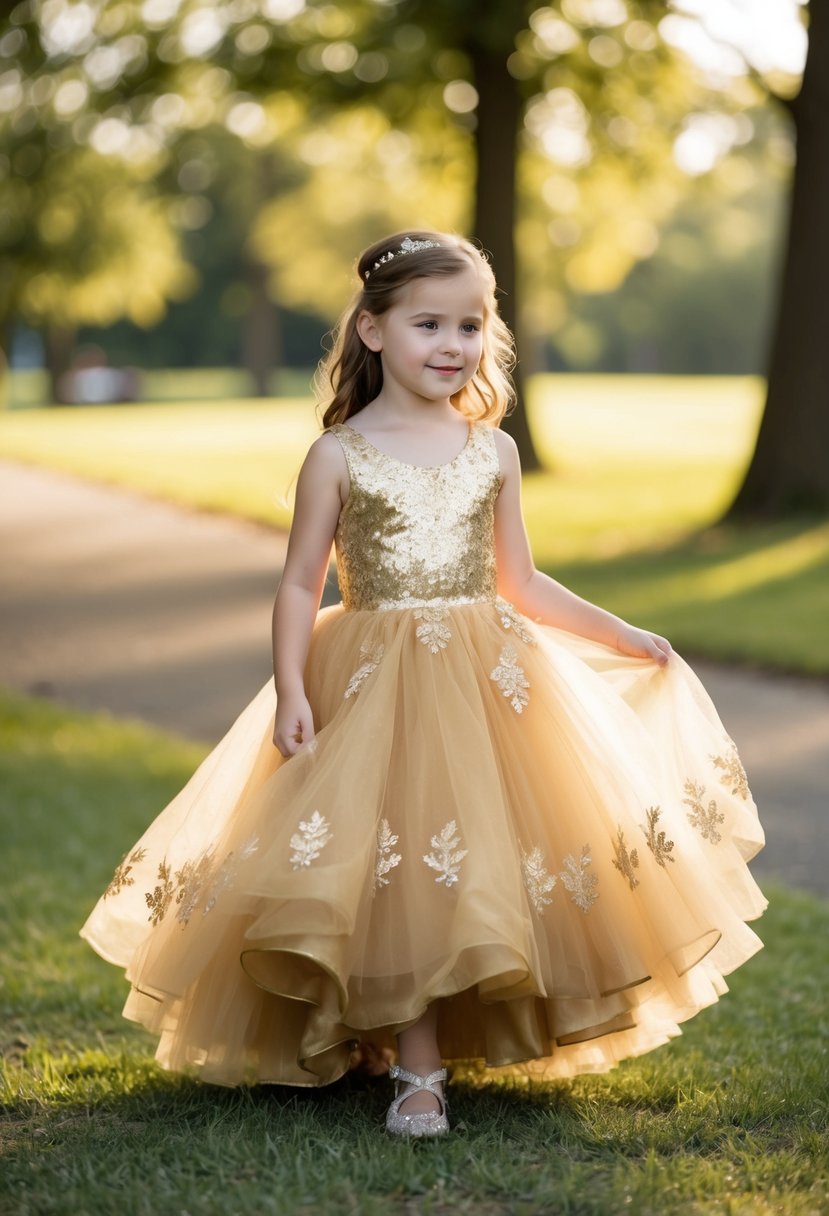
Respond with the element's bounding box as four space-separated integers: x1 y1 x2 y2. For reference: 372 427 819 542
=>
550 516 829 676
2 675 828 1212
4 930 828 1216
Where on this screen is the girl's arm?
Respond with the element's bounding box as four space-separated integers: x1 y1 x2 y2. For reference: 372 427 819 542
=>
492 429 671 665
272 434 347 756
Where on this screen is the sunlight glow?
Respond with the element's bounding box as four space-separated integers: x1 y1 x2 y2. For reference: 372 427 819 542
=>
40 0 97 56
669 0 807 76
179 8 227 58
261 0 305 19
526 88 591 168
673 111 747 175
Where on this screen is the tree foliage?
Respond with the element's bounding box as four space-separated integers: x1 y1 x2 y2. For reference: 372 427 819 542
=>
3 146 193 331
0 2 193 393
1 0 808 484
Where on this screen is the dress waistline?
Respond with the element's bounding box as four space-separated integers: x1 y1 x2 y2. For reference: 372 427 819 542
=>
342 594 495 614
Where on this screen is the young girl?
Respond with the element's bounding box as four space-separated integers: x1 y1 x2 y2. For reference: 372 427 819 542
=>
81 230 766 1139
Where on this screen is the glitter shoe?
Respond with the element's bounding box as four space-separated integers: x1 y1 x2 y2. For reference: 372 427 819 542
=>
384 1063 449 1138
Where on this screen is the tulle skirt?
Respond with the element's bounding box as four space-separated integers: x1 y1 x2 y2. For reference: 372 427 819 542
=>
80 599 766 1087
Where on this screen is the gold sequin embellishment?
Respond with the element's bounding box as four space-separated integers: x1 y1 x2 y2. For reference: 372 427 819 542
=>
373 818 402 892
612 828 640 890
520 844 557 914
559 844 599 912
711 743 749 799
683 780 725 844
330 422 501 613
289 811 332 869
641 806 675 867
490 644 530 713
423 819 468 887
495 597 536 645
344 641 385 698
414 605 452 652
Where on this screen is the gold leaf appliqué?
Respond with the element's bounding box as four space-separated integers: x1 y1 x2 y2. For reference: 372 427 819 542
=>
641 806 675 867
200 836 257 914
495 597 536 645
344 641 385 699
413 606 452 653
202 835 260 914
559 844 599 912
145 860 174 926
489 644 530 713
711 744 749 799
423 819 468 887
611 827 640 890
104 846 147 899
373 818 402 892
175 851 215 925
289 811 333 869
140 838 261 926
520 844 557 914
683 780 725 844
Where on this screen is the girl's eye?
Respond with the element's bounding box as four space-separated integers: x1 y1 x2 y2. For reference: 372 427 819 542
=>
416 320 479 333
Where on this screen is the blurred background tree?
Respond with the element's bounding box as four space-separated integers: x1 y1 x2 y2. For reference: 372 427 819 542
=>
1 0 817 505
0 7 193 401
723 0 828 516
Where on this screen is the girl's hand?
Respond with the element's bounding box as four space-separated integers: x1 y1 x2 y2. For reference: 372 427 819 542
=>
273 694 316 758
615 624 673 666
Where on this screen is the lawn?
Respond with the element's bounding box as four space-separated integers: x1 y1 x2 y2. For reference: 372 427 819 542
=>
2 373 828 674
1 689 827 1215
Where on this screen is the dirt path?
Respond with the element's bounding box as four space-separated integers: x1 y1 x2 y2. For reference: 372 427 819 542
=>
2 458 827 897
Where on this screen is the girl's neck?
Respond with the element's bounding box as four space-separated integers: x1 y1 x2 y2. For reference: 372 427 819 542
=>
359 395 461 431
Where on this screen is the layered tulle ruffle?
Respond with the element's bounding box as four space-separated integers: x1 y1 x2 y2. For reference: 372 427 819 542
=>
80 599 766 1087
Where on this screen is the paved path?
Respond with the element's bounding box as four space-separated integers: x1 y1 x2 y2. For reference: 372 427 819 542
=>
2 458 827 897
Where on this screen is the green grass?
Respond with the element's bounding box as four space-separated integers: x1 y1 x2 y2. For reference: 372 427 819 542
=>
4 366 315 406
0 373 759 547
1 689 828 1215
557 518 829 675
1 373 828 674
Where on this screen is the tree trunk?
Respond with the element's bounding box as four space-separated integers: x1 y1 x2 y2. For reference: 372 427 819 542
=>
242 256 280 397
0 323 9 410
469 40 541 471
44 324 76 405
241 152 281 397
726 3 829 516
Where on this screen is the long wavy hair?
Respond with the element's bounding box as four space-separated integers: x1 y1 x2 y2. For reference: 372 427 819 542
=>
317 230 516 428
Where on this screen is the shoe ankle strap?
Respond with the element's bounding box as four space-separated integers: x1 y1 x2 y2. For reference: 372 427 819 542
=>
389 1063 447 1090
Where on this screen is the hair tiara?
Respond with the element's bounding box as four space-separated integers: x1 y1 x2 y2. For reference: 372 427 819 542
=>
364 236 442 280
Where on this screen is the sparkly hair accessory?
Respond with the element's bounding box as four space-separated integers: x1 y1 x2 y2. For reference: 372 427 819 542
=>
364 236 442 280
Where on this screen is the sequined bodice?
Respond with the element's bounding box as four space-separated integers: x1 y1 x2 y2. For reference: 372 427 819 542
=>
330 421 502 612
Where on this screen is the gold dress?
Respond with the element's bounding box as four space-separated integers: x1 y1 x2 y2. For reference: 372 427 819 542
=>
80 421 767 1087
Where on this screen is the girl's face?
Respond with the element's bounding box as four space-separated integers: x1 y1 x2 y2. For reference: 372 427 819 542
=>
359 266 485 407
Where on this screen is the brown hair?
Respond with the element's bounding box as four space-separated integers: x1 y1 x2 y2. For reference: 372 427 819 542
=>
316 230 516 428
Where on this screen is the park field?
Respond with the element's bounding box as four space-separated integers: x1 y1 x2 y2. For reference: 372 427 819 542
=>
1 687 828 1216
2 373 828 674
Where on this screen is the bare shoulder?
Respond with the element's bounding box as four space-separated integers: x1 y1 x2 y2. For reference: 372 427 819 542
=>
491 426 520 481
302 430 347 472
297 430 349 498
307 428 344 457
